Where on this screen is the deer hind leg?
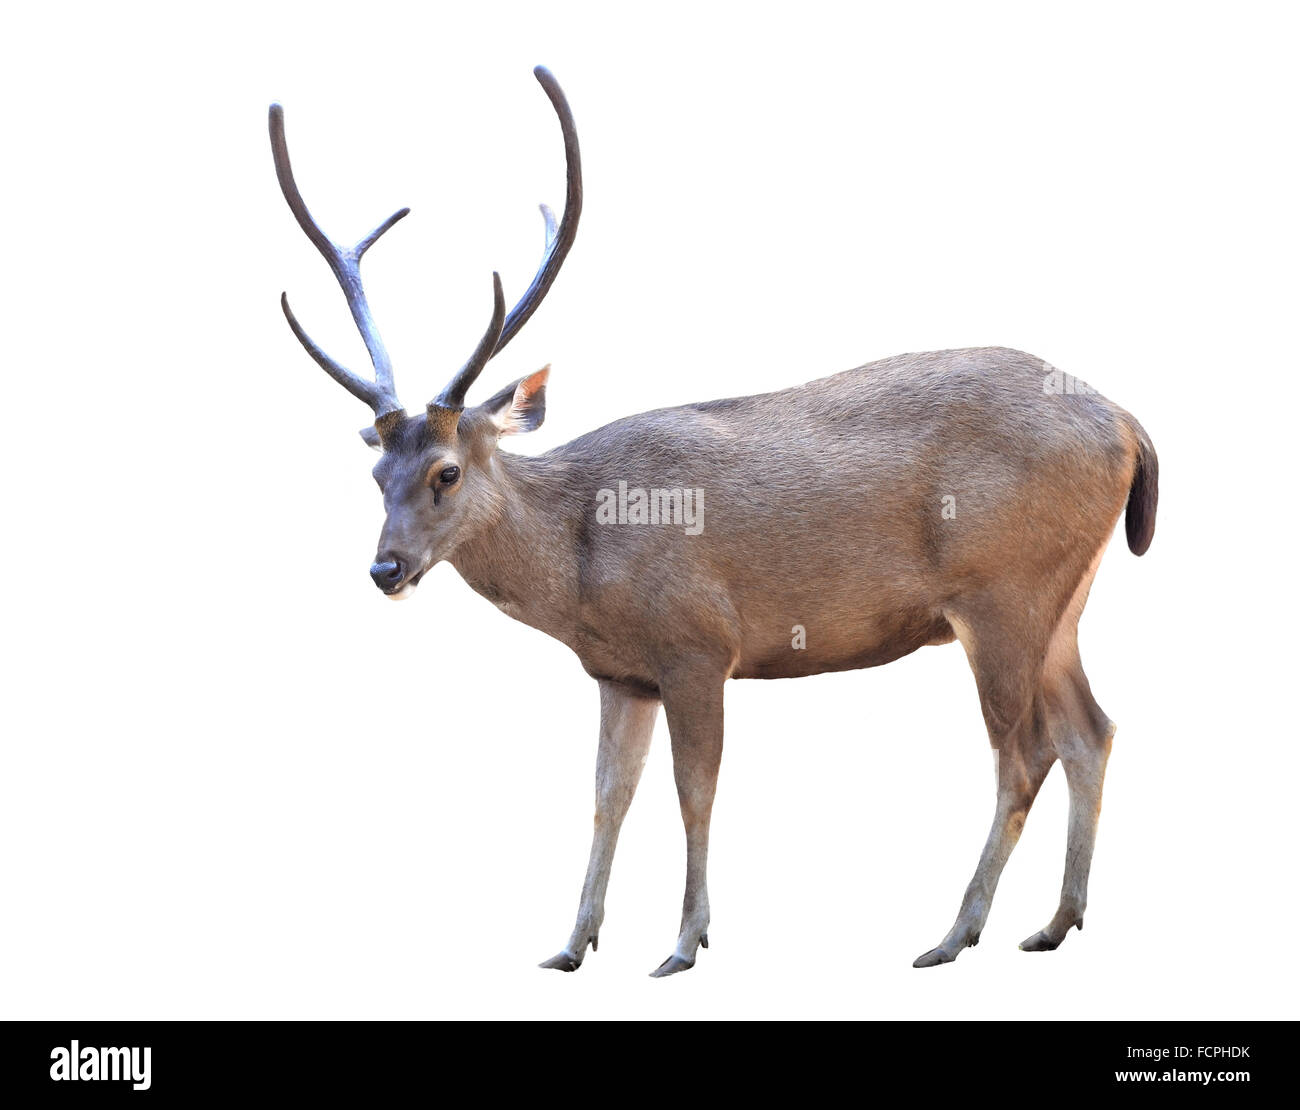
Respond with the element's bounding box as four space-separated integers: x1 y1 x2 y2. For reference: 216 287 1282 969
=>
649 664 727 978
540 680 659 972
1021 597 1116 953
914 605 1058 968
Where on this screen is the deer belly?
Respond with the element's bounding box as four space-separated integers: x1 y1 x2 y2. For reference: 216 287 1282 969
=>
733 611 954 679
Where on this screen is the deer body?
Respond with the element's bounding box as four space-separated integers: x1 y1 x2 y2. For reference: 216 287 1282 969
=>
270 70 1157 974
452 347 1145 689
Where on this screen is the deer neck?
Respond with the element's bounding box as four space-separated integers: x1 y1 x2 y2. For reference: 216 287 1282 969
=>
448 451 580 641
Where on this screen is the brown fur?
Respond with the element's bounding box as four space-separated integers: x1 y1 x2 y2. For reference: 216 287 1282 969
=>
358 345 1157 973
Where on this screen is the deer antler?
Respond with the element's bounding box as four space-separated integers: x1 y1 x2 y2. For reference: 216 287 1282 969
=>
269 103 408 417
437 272 507 412
435 66 583 409
272 66 582 420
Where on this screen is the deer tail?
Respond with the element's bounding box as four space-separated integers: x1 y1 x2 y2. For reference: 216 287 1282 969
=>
1123 415 1158 556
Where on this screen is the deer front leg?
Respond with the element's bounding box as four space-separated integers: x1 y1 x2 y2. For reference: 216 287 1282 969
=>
540 680 659 972
650 666 726 978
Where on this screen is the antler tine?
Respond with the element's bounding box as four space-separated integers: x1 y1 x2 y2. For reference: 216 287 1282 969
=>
435 274 507 409
540 202 559 249
280 293 384 410
269 102 408 415
491 66 583 357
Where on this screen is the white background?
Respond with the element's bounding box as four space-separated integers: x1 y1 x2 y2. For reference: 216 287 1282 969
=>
1 1 1295 1020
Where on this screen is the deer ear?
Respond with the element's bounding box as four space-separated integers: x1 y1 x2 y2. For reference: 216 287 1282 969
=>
483 365 549 435
359 425 382 451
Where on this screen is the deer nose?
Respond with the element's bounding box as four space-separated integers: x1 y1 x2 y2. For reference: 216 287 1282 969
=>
370 559 406 591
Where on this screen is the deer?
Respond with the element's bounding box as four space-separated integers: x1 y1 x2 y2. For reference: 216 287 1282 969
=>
269 66 1158 976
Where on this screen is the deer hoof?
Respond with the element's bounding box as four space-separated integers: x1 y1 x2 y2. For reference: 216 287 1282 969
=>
649 954 696 978
539 950 583 972
1018 931 1060 952
912 946 957 968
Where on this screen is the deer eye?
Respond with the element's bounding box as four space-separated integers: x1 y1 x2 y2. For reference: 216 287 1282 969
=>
438 465 460 486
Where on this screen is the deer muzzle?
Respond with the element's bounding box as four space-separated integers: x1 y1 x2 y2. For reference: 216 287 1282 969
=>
370 558 407 594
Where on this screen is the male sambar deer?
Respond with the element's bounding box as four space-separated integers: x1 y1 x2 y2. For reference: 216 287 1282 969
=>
269 67 1158 975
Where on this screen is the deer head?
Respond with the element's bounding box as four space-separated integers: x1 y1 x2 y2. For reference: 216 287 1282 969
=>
269 67 581 597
